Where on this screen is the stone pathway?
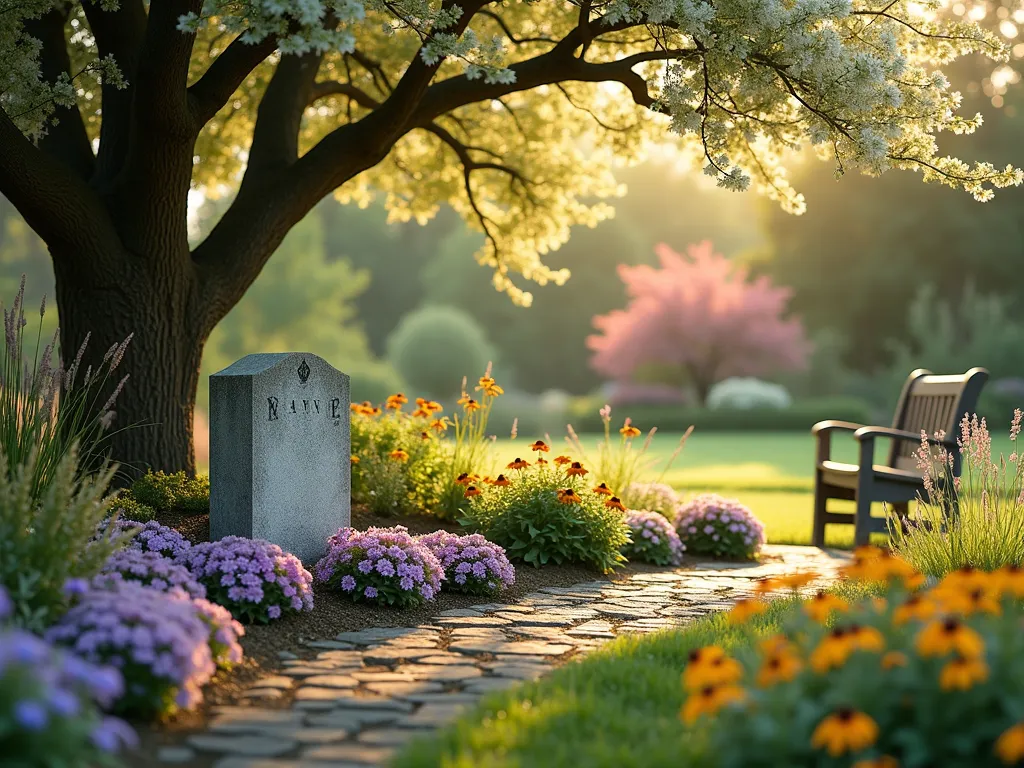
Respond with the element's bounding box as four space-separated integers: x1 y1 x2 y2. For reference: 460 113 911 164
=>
159 545 846 768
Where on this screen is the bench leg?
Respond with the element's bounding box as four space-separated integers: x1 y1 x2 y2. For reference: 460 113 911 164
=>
853 478 875 548
812 471 828 548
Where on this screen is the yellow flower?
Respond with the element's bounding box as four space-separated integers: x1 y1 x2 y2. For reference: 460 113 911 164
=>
810 708 879 757
756 651 802 687
605 497 627 512
881 651 908 670
777 571 819 590
852 756 899 768
553 455 573 466
916 618 985 659
810 628 855 673
455 472 472 486
464 486 482 498
804 591 849 623
939 654 989 691
680 685 746 724
484 383 504 397
507 458 530 470
411 408 431 418
463 398 481 412
530 440 550 453
385 393 408 409
593 482 614 496
350 455 360 465
620 420 642 438
457 392 470 406
727 598 767 626
388 450 409 462
753 577 783 595
937 566 995 593
430 417 450 433
993 564 1024 598
492 474 511 487
893 594 937 626
933 585 1002 618
535 457 548 465
566 461 589 477
683 648 743 691
849 624 885 653
758 634 796 656
557 488 581 505
995 723 1024 764
842 548 917 585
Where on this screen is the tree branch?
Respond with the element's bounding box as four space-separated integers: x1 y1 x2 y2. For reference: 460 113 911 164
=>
310 80 381 109
188 34 280 126
23 7 95 180
81 0 147 184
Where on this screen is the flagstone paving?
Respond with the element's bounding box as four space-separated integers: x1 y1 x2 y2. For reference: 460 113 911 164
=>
163 545 846 768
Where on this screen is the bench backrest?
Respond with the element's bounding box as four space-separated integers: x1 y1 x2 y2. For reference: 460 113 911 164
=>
888 368 989 473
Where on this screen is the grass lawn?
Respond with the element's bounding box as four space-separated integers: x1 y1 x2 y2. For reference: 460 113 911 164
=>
392 595 804 768
492 431 1016 548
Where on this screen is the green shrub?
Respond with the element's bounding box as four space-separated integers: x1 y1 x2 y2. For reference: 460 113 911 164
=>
0 447 128 630
128 471 209 513
567 396 874 432
460 462 629 573
385 305 497 400
110 494 157 523
889 411 1024 576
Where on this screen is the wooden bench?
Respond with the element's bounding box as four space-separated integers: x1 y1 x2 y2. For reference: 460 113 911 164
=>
811 368 989 547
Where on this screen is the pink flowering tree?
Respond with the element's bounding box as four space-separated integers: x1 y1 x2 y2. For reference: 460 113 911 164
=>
588 242 810 406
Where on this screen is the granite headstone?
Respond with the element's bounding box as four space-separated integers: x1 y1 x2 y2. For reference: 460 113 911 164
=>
209 353 350 563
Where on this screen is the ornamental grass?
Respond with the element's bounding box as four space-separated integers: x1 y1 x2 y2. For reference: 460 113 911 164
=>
682 546 1024 767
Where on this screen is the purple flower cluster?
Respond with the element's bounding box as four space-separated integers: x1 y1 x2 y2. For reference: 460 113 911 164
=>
192 597 245 669
626 482 680 516
177 536 313 624
314 526 444 607
45 581 216 718
0 585 137 760
418 531 515 596
622 510 686 566
97 549 207 599
96 519 192 560
673 493 766 560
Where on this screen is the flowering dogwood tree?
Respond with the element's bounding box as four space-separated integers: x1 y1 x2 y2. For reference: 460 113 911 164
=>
588 242 809 404
0 0 1020 473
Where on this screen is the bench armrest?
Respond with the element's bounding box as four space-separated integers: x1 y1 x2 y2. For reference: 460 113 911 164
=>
811 421 865 463
853 426 954 447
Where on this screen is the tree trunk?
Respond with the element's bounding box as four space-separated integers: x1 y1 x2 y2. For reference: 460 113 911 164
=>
53 250 205 484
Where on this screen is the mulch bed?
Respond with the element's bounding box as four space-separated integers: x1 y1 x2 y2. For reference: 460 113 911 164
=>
126 505 648 759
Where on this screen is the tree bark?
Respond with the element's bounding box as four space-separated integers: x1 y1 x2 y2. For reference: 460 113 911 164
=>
53 247 205 483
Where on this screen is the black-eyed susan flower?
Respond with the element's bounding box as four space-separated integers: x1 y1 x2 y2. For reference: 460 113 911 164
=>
758 634 796 656
680 684 746 724
756 651 802 687
553 455 573 466
916 617 985 659
463 398 481 412
682 650 743 691
530 440 550 452
995 723 1024 764
754 577 783 595
457 392 470 406
492 474 511 487
430 417 451 433
593 482 614 496
455 473 472 486
852 757 899 768
566 461 588 477
727 598 767 626
777 571 819 590
620 419 642 438
810 628 855 673
420 431 430 440
804 591 849 623
939 654 989 691
386 393 408 409
388 450 409 462
350 455 360 465
893 594 937 625
848 624 885 653
880 651 908 670
411 407 431 418
810 708 879 757
557 488 581 504
507 457 530 470
464 486 482 498
605 497 626 512
934 585 1002 617
994 564 1024 598
535 456 548 465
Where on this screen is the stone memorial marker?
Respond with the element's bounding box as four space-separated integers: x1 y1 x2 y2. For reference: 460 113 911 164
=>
210 353 350 563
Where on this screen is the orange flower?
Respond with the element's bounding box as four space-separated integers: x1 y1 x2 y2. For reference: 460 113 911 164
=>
553 455 573 466
492 474 511 487
464 486 482 498
933 585 1002 617
411 408 431 418
605 497 626 512
852 757 899 768
753 578 783 595
457 392 470 406
881 651 908 670
939 654 989 691
350 455 360 465
557 488 581 504
680 684 746 724
848 624 885 653
463 398 481 412
727 598 767 626
777 571 819 590
507 458 530 470
993 564 1024 598
620 418 642 438
385 393 408 410
455 473 472 486
593 482 614 496
810 708 879 757
683 648 743 691
430 417 451 433
535 457 548 465
566 461 588 477
893 594 937 626
804 591 849 623
995 723 1024 764
530 440 550 452
916 618 985 659
756 651 802 687
810 628 855 673
388 450 409 462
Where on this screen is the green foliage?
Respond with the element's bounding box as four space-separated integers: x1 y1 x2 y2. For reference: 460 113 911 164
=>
0 447 126 631
890 412 1024 576
349 361 408 409
567 397 875 433
385 305 497 401
460 463 630 573
127 471 209 514
110 494 157 523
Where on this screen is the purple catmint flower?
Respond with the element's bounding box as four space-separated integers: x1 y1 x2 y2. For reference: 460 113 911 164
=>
314 526 445 607
97 550 206 600
622 510 685 566
418 531 515 597
674 494 765 560
177 537 313 624
95 519 191 560
14 700 48 730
